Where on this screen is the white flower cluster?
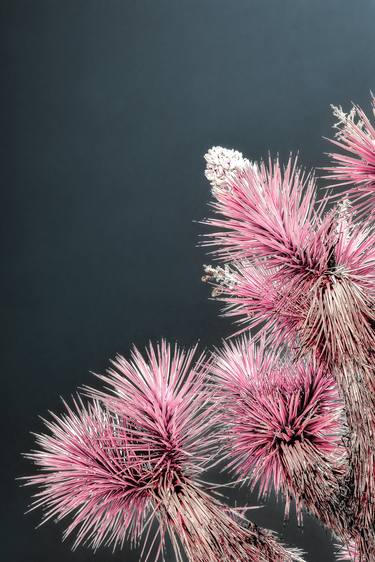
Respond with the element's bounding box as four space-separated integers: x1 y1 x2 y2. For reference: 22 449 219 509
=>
201 263 236 297
204 146 250 194
331 104 365 137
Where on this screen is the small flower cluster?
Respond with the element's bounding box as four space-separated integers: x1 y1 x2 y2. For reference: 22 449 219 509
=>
204 146 253 194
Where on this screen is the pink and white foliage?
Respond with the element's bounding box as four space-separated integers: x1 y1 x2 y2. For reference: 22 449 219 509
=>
203 155 320 270
212 338 345 522
203 150 375 367
202 122 375 561
24 101 375 562
24 398 153 552
24 342 303 562
325 97 375 215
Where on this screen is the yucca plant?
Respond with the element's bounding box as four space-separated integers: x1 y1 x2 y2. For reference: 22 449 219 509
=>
23 99 375 561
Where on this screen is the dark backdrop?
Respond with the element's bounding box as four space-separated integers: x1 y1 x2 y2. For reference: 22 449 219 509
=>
2 1 375 561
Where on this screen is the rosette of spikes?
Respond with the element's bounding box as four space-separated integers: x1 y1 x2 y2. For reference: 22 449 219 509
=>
202 147 375 368
212 338 349 533
23 341 303 562
203 131 375 560
325 96 375 215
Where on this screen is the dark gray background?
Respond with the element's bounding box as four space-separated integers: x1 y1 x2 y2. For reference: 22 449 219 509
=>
2 1 375 561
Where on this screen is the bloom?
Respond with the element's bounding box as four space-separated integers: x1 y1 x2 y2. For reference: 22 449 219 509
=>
204 146 252 195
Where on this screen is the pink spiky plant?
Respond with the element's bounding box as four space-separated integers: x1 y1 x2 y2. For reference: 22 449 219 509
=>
205 214 375 368
212 337 345 517
325 97 375 215
203 154 320 267
211 338 352 541
24 342 303 562
24 99 375 562
203 149 375 367
24 398 153 552
203 129 375 560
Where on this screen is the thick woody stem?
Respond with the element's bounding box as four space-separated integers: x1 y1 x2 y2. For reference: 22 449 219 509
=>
277 441 355 555
334 362 375 561
159 482 304 562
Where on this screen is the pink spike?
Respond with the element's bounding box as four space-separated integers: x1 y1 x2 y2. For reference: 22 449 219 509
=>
324 97 375 215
